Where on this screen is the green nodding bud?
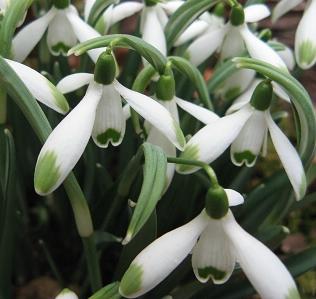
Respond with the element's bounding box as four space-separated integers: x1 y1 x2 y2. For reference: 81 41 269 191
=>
214 2 225 17
259 28 272 42
145 0 158 6
156 66 175 101
94 50 117 85
250 80 273 111
230 4 245 26
205 186 229 219
53 0 70 9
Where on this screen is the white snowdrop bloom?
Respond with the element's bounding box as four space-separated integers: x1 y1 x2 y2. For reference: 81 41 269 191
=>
55 288 78 299
178 80 306 200
12 0 105 63
34 51 185 195
119 188 299 299
5 58 69 114
272 0 303 22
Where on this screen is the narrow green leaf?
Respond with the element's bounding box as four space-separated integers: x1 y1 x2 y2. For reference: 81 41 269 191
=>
89 282 121 299
169 56 213 109
69 34 167 74
87 0 117 26
123 143 167 244
165 0 219 49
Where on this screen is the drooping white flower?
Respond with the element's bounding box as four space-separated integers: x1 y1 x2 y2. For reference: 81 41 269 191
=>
12 0 104 63
5 58 69 114
178 80 306 200
272 0 303 22
34 51 185 195
55 288 78 299
119 189 299 299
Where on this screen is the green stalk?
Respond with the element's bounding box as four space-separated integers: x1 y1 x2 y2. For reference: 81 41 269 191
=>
0 89 7 125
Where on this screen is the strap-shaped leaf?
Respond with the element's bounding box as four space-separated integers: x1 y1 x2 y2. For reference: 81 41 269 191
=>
168 56 213 109
233 57 316 166
165 0 219 49
87 0 117 26
89 282 121 299
122 143 167 244
69 34 167 74
0 0 33 57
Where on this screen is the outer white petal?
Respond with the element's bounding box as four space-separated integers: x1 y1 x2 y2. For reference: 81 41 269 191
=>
160 1 184 15
220 27 245 60
175 97 219 125
47 10 77 55
141 7 166 56
156 6 169 28
226 79 260 115
225 189 244 206
12 8 56 62
57 73 93 94
187 27 227 66
55 288 78 299
192 220 235 284
123 104 131 120
278 45 296 71
84 0 95 21
108 2 144 27
177 105 254 174
273 82 291 102
174 20 209 46
294 0 316 69
119 211 209 298
92 84 126 148
34 82 103 195
231 110 267 167
66 8 105 63
222 210 300 299
244 4 270 23
265 112 306 200
113 80 186 150
239 25 288 71
220 69 256 101
5 59 69 114
272 0 303 22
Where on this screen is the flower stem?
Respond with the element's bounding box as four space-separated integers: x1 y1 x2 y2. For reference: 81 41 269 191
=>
0 89 7 125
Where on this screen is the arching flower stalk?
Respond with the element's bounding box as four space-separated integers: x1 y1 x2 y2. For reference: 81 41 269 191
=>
34 50 185 195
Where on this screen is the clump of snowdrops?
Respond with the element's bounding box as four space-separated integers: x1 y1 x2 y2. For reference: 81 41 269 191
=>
0 0 316 298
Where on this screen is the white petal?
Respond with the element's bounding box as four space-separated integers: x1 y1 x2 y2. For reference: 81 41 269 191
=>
222 210 300 299
113 80 185 150
231 110 267 167
226 79 260 115
174 20 209 46
47 10 77 56
159 1 184 15
192 220 235 284
175 97 219 125
187 27 227 66
92 84 126 147
5 59 69 114
119 211 209 298
156 5 169 28
239 25 288 71
66 8 105 63
265 112 306 200
177 105 254 174
224 189 244 206
295 0 316 69
12 8 56 62
55 288 78 299
123 104 131 120
84 0 95 21
277 45 296 71
141 7 166 56
244 4 270 23
34 82 103 195
272 0 303 22
57 73 93 94
220 69 256 101
220 27 245 60
272 82 291 102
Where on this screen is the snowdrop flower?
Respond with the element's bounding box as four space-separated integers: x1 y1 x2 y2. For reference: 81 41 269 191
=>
5 58 69 114
119 187 299 299
272 0 303 22
12 0 104 63
178 80 306 200
55 288 78 299
34 50 185 195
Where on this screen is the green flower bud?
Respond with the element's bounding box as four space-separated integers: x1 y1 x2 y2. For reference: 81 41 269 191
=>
205 186 229 219
214 2 225 17
156 66 175 101
53 0 70 9
250 80 273 111
230 4 245 26
94 50 117 85
259 29 272 42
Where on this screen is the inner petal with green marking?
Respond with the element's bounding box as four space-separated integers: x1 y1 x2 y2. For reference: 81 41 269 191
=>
298 40 316 67
198 266 227 281
97 128 121 146
233 150 257 167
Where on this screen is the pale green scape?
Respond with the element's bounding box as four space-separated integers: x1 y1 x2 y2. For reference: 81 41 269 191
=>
177 144 199 172
298 40 316 67
34 151 60 195
119 263 143 297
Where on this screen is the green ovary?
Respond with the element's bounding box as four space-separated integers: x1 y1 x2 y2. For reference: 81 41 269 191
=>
233 150 256 166
198 266 226 281
34 151 60 195
119 263 143 297
97 129 121 145
298 40 316 67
